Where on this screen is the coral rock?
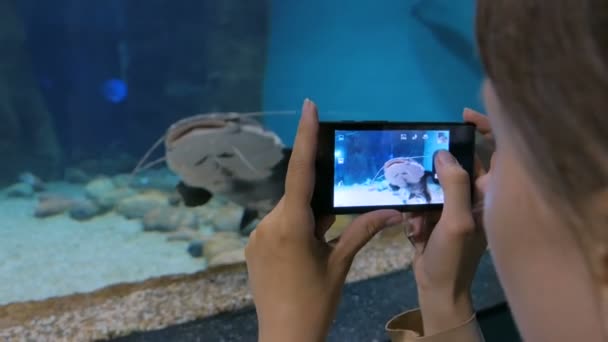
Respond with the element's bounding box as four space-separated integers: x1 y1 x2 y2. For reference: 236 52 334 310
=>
34 194 76 218
5 182 34 198
69 199 102 221
187 240 204 258
18 172 46 192
192 203 244 233
203 232 244 262
208 248 246 267
115 191 168 219
84 177 117 207
142 207 198 232
96 187 137 210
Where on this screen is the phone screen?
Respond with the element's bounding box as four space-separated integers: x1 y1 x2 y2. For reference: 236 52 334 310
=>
333 129 449 208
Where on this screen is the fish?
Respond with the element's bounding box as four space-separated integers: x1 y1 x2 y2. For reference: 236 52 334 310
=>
133 111 296 235
383 157 433 204
410 0 480 76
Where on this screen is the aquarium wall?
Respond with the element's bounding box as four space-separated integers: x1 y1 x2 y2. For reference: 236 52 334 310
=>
4 0 269 184
263 0 482 146
1 0 272 306
0 0 486 340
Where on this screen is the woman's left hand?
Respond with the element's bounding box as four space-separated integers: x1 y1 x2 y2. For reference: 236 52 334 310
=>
245 99 404 342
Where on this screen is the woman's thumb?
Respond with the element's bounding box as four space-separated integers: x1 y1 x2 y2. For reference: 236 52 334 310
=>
435 150 473 219
331 209 403 267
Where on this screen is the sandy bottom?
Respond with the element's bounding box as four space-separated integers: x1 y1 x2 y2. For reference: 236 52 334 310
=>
334 182 444 207
0 184 205 306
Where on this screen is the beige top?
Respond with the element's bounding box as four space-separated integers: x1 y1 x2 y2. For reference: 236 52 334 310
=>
386 308 485 341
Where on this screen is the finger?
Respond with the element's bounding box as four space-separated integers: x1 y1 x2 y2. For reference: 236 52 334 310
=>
473 154 489 201
474 154 487 179
406 215 427 255
315 215 336 241
463 108 492 137
284 99 319 206
475 152 496 196
475 134 494 171
327 236 340 248
434 150 474 221
476 173 490 196
330 209 402 266
404 212 423 236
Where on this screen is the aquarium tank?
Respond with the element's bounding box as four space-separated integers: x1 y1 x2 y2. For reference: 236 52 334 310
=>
0 0 483 340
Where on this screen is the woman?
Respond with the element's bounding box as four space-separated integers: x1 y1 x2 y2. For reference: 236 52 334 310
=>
244 1 608 341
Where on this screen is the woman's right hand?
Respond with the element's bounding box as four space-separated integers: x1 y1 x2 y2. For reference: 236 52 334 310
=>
405 108 494 336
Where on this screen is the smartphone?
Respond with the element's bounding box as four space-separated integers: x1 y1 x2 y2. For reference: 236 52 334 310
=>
311 121 476 216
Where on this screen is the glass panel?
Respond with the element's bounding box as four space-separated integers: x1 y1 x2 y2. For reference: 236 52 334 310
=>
0 0 482 339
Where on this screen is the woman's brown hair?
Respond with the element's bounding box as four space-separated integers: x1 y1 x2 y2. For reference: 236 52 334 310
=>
475 0 608 327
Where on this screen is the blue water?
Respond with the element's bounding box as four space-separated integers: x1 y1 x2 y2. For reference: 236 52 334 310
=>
263 0 482 146
12 0 482 159
0 0 488 332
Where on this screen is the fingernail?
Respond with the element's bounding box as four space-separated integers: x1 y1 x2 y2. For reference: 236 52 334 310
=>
302 98 316 117
302 98 310 110
437 150 457 165
409 233 425 245
386 214 404 226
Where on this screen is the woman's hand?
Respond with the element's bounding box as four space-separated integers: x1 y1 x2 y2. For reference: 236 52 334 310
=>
465 107 495 196
245 99 404 342
405 108 494 336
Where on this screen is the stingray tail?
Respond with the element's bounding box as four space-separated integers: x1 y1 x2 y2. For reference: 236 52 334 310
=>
239 207 260 236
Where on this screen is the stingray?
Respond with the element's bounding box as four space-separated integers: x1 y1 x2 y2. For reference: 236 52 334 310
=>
368 157 434 204
132 111 297 235
410 0 481 76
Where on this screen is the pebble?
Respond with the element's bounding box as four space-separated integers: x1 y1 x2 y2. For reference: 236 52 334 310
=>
5 183 35 198
167 192 182 206
165 227 200 242
95 187 137 210
193 204 244 233
84 177 117 207
208 248 245 267
0 230 414 341
142 207 198 232
34 194 76 218
69 199 102 221
204 232 244 262
111 174 133 188
115 191 167 219
18 172 46 192
128 169 180 192
187 240 204 258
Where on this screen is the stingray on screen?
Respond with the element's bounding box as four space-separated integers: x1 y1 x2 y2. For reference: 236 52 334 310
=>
333 129 450 207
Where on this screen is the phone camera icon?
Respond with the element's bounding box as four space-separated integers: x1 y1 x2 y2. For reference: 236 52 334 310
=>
400 133 407 140
337 135 344 141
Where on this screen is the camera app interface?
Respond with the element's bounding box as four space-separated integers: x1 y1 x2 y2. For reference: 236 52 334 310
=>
333 129 450 207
